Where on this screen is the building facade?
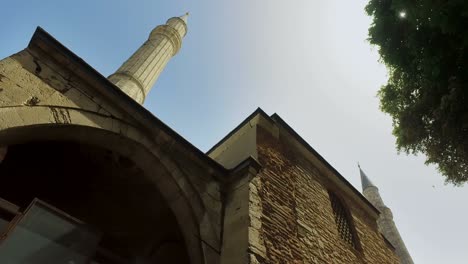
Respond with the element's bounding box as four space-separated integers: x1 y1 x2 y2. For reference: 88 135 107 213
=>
0 13 410 263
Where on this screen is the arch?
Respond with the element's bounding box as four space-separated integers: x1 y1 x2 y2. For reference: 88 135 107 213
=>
0 105 218 264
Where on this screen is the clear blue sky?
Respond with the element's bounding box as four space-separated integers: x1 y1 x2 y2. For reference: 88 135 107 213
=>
1 1 467 263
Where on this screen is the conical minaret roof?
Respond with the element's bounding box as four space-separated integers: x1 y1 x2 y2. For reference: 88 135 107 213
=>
358 164 376 190
180 12 189 23
358 164 414 264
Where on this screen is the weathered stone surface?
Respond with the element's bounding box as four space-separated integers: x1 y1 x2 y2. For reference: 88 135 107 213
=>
364 186 413 264
245 127 399 263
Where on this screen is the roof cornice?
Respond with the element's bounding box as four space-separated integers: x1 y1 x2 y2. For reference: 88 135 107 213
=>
206 107 271 155
269 113 380 216
207 108 380 217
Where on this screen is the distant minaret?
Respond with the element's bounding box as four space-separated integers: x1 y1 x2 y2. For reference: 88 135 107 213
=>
359 165 414 264
109 13 189 104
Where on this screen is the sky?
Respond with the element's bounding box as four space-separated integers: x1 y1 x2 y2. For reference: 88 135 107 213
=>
1 0 467 263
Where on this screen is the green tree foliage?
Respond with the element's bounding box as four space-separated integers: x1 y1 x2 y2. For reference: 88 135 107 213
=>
366 0 468 185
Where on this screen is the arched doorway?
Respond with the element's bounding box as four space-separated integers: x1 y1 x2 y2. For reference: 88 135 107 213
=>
0 122 211 264
0 140 190 263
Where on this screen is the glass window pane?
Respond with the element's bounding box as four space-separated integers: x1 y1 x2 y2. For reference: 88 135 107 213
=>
0 200 101 264
0 218 9 234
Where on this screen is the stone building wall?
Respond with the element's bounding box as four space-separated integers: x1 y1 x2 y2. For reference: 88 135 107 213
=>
0 32 224 264
248 127 399 263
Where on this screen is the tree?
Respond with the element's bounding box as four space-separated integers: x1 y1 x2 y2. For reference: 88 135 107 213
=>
366 0 468 185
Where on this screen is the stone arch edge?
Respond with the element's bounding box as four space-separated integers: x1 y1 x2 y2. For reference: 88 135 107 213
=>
0 105 219 264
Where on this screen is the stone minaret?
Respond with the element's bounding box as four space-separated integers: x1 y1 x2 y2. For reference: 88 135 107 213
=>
108 13 189 104
359 165 414 264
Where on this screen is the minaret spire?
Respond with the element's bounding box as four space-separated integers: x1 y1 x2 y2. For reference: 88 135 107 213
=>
359 164 376 190
108 13 189 104
180 12 189 23
359 165 414 264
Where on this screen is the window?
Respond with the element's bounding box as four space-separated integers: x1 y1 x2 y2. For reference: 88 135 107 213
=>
0 197 19 240
0 209 15 237
0 198 102 264
328 192 360 250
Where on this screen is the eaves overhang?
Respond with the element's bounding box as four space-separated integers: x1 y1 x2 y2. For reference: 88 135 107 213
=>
206 108 269 155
